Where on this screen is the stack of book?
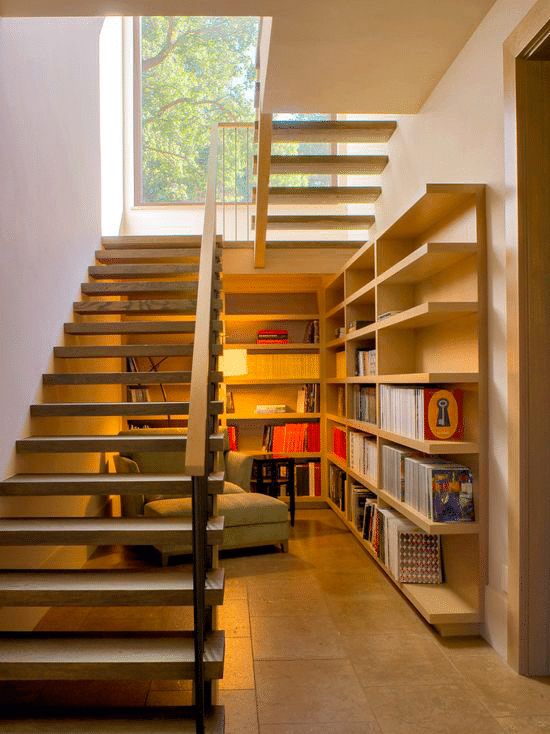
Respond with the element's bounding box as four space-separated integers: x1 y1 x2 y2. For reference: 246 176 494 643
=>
332 426 347 461
262 422 320 453
296 383 319 413
294 461 322 496
303 319 320 343
257 329 288 344
379 385 464 441
355 348 376 376
381 444 475 522
351 485 376 531
362 505 443 583
352 385 376 424
328 463 346 511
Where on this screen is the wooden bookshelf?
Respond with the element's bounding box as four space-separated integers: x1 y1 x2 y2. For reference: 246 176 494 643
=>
223 276 324 497
320 183 486 636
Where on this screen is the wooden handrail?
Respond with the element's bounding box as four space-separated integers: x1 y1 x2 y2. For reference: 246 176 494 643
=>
185 124 220 476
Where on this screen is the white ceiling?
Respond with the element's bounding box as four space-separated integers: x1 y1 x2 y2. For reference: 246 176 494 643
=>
1 0 497 113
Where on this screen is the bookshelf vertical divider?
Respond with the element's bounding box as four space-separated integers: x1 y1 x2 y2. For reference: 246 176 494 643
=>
321 183 487 636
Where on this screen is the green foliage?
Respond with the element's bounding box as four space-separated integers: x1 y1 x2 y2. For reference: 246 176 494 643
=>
140 16 259 203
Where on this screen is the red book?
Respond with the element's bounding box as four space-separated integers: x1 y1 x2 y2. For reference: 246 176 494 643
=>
314 461 321 496
272 425 286 452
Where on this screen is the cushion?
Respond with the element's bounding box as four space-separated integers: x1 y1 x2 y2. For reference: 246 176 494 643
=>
144 491 288 528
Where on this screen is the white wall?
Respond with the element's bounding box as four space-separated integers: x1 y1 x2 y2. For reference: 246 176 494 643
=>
0 17 106 626
374 0 541 657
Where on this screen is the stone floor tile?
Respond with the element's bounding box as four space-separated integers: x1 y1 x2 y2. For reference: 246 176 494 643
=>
251 613 345 660
497 716 550 732
218 689 259 734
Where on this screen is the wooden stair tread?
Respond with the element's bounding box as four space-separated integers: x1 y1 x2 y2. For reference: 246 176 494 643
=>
0 516 225 546
88 264 200 279
16 433 225 453
102 234 221 247
81 281 199 296
96 249 202 262
0 471 225 495
0 706 225 733
267 154 388 175
265 240 366 249
43 371 222 386
271 119 397 142
267 185 381 204
0 568 224 606
29 401 224 417
0 630 224 680
64 321 224 335
55 345 196 358
260 214 375 230
72 299 218 316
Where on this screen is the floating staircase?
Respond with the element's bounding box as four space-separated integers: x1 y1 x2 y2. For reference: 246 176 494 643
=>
253 116 396 266
0 233 225 732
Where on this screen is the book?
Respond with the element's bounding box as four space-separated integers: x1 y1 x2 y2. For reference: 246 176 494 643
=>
303 319 320 343
255 404 288 413
227 425 238 451
380 385 464 441
347 319 373 332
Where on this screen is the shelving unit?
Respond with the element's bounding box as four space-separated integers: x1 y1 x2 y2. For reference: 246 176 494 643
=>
223 275 325 502
321 183 486 636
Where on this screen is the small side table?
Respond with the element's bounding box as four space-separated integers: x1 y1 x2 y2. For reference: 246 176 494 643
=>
250 455 295 527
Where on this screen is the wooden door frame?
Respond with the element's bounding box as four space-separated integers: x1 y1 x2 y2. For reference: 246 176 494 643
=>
504 0 550 675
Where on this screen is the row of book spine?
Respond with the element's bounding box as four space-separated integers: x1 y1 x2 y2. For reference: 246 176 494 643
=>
247 353 320 379
355 348 376 376
352 384 376 424
262 422 321 453
348 431 377 482
381 444 475 522
296 383 320 413
331 426 347 460
379 385 463 441
328 463 346 512
295 461 322 497
362 501 443 583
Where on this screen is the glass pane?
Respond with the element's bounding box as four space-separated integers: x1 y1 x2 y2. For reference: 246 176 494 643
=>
140 16 259 203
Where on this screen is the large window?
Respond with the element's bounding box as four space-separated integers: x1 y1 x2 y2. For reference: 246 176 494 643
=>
135 16 259 204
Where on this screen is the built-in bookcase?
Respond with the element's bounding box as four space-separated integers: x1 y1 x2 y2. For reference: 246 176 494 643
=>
321 184 487 636
222 275 325 502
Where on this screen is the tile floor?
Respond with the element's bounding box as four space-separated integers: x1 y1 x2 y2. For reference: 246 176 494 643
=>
8 508 550 732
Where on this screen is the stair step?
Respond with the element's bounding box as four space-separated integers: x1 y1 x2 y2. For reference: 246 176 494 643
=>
10 708 224 733
72 299 214 316
16 433 225 454
55 345 194 359
88 264 200 279
265 240 366 249
0 516 224 546
0 568 225 606
0 471 225 495
102 234 221 248
0 706 225 733
43 370 222 386
0 630 224 680
266 154 388 175
65 321 224 335
96 248 203 263
81 281 199 296
30 401 223 417
257 215 375 230
271 119 397 143
267 185 381 204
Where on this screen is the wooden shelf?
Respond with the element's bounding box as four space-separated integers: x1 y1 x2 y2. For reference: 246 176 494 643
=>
237 450 321 459
378 429 478 454
224 343 319 351
377 242 478 285
376 301 478 331
327 452 347 471
227 413 320 420
326 378 347 384
325 302 345 319
346 376 377 383
346 323 377 340
225 378 320 385
377 372 479 384
224 313 318 322
346 279 376 306
376 488 480 535
347 466 377 491
325 413 347 425
326 337 346 348
347 418 378 434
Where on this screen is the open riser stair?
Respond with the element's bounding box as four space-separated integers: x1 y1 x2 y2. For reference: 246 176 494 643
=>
0 224 225 732
252 117 396 267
